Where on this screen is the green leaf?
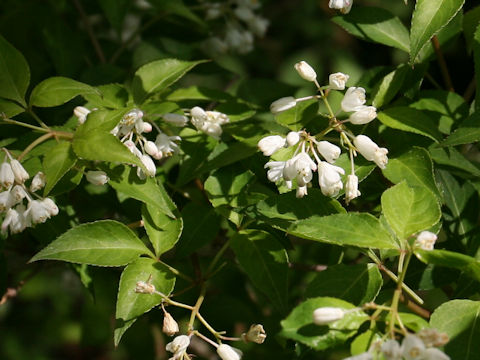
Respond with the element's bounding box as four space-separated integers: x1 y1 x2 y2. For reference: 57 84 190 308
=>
351 330 382 355
42 141 77 196
132 58 206 104
372 65 409 108
442 112 480 146
256 189 345 230
305 264 382 306
148 0 206 26
83 84 129 109
381 182 441 240
204 167 255 208
114 257 175 345
410 0 465 64
30 77 99 107
475 25 480 111
0 34 30 106
0 97 25 117
99 0 130 32
430 146 480 177
166 85 235 102
430 300 480 360
30 220 153 266
415 249 480 283
230 229 289 313
275 99 318 131
382 147 441 199
463 6 480 53
142 204 182 258
377 107 443 142
280 297 368 350
332 7 410 52
289 213 399 250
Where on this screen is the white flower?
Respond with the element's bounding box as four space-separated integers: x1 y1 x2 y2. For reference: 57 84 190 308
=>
86 171 109 186
163 312 179 336
206 111 229 125
155 134 181 157
42 198 58 216
329 72 349 90
349 106 377 125
73 106 91 124
258 135 286 156
10 185 27 205
142 122 152 133
234 6 254 22
343 353 372 360
341 87 366 112
145 141 161 159
0 162 15 188
248 16 269 37
329 0 353 14
225 27 253 54
28 199 50 224
294 152 317 186
423 348 450 360
381 339 403 360
402 335 425 360
139 155 156 177
1 207 16 234
163 113 189 127
312 307 345 325
353 135 388 169
124 140 142 158
318 161 345 197
30 172 46 192
123 108 144 125
242 324 266 344
190 106 208 126
415 231 437 251
316 141 341 163
217 344 243 360
296 185 308 198
286 131 301 147
166 335 190 360
270 97 297 114
345 174 361 203
190 107 228 139
1 206 29 234
10 160 29 183
0 190 14 212
294 61 317 82
264 161 285 182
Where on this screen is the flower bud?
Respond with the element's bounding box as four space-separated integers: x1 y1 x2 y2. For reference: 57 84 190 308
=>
135 280 156 294
42 198 59 216
144 141 160 158
166 335 190 358
11 185 27 204
242 324 266 344
423 348 450 360
345 174 361 204
341 87 366 112
74 106 91 124
163 312 179 336
10 160 29 183
140 155 156 177
124 140 142 158
329 72 349 90
0 162 15 188
349 106 377 125
286 132 300 147
85 170 109 186
318 162 345 197
217 344 243 360
353 135 388 169
316 141 341 164
270 97 297 114
0 191 14 212
142 122 153 133
30 172 46 192
163 113 189 127
258 135 286 156
294 61 317 82
415 231 437 251
312 307 345 325
28 199 50 224
401 335 425 360
329 0 353 14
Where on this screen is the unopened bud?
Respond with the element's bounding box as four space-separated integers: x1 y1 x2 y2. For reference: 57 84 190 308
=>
142 122 153 133
312 307 345 325
286 132 300 147
0 162 15 188
10 160 29 183
163 312 180 336
242 324 266 344
74 106 91 124
270 97 297 114
329 72 350 90
85 170 109 186
163 113 189 127
30 172 46 192
294 61 317 82
135 280 156 294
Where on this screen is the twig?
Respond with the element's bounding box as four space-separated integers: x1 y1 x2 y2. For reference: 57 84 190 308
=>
73 0 106 63
464 78 476 102
431 35 454 92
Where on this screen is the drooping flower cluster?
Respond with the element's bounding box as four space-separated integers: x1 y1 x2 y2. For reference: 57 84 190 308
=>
0 149 58 235
258 60 387 203
201 0 269 55
328 0 353 14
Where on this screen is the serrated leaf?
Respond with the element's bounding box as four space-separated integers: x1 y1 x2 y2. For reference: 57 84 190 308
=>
430 146 480 177
83 83 129 109
231 229 289 313
430 300 480 359
289 213 399 250
305 264 382 306
332 7 410 52
142 204 182 257
132 58 206 104
114 257 175 345
0 98 25 117
442 111 480 146
30 220 153 266
166 85 235 102
410 0 465 64
463 6 480 53
30 77 99 107
275 99 318 131
372 65 409 108
381 182 441 240
0 34 29 106
377 107 443 142
280 297 368 350
382 147 441 199
43 141 77 196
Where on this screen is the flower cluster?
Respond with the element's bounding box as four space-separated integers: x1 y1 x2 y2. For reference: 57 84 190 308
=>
0 149 58 235
202 0 269 55
328 0 353 14
259 61 387 203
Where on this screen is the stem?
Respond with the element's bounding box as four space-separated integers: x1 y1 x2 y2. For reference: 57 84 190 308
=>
1 118 49 132
158 260 193 283
18 131 74 161
188 285 206 331
153 290 194 310
319 89 336 119
206 240 231 275
431 35 454 92
389 251 412 337
28 109 50 130
73 0 106 63
193 330 219 347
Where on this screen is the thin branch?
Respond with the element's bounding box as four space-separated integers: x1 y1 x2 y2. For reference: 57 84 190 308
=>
431 35 454 92
464 78 476 102
73 0 106 63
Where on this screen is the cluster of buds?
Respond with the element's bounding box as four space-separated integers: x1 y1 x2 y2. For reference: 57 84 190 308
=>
346 331 450 360
414 231 437 251
0 149 58 235
328 0 353 14
259 61 388 203
202 0 269 55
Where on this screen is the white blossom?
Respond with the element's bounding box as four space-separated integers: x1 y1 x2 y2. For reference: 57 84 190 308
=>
270 97 297 114
296 185 308 198
205 3 222 20
10 185 27 205
217 344 243 360
423 348 450 360
349 106 377 125
139 155 156 177
381 339 403 360
0 191 14 212
294 61 317 82
343 353 372 360
225 27 253 54
242 324 266 344
329 0 353 14
345 174 361 203
316 141 341 163
163 113 189 127
86 171 109 186
42 198 58 216
318 161 345 197
155 134 181 157
329 72 349 90
415 231 437 251
312 307 345 325
248 16 269 37
123 108 144 125
0 162 14 188
264 161 285 182
73 106 91 124
10 160 29 183
1 206 27 234
258 135 286 156
286 131 301 147
28 199 52 224
353 135 388 169
166 335 190 360
145 141 161 159
294 152 317 186
142 122 152 133
190 107 229 139
341 87 366 112
124 140 143 158
30 172 46 192
402 335 425 360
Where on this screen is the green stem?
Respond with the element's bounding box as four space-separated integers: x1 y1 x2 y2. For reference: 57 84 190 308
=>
158 259 193 283
1 118 48 132
206 239 231 275
18 131 74 161
28 109 50 130
389 251 412 337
